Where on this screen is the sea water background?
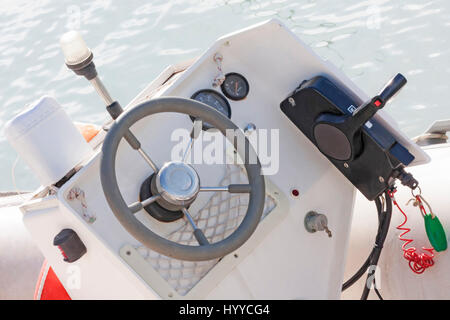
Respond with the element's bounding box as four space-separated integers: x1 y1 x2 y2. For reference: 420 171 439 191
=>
0 0 449 191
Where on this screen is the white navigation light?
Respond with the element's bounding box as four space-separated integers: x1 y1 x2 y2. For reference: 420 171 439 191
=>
60 31 92 66
59 30 113 105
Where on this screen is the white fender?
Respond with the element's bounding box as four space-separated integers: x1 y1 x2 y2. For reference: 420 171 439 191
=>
0 204 43 299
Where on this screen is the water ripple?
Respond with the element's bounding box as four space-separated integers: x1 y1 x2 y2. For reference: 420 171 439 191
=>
0 0 449 191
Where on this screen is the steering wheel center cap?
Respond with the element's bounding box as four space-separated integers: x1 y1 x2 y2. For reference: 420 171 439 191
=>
156 161 200 207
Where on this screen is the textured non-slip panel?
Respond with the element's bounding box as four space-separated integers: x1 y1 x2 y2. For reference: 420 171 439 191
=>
135 164 277 295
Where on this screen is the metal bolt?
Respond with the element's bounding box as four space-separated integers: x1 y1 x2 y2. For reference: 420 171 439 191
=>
344 162 349 168
288 97 296 107
378 176 385 183
244 123 257 136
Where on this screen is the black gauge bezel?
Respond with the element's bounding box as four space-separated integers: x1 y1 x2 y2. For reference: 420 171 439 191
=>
220 72 250 101
190 89 232 130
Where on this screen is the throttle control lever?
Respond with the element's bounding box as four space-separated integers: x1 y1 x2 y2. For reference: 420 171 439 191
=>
313 73 407 161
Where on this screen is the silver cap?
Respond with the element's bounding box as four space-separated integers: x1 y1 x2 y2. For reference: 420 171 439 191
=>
155 162 200 207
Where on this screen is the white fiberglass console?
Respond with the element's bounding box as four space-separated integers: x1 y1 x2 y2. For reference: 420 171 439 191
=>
16 19 426 299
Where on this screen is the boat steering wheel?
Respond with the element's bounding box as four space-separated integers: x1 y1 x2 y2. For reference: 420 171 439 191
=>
100 97 265 261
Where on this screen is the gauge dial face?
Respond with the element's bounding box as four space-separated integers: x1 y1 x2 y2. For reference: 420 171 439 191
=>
190 89 231 130
221 73 249 100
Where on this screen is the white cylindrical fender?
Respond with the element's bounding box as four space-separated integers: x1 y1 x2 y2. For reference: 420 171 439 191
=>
4 96 92 187
343 144 450 299
0 205 43 299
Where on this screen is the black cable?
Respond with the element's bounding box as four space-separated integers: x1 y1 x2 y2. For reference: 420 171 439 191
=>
374 281 384 300
360 191 392 300
343 170 417 299
342 196 383 291
342 255 371 291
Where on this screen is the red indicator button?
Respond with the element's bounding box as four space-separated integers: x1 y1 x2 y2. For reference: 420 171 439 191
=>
374 99 382 107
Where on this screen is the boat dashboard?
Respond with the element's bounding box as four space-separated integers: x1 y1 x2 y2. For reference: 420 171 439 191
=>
17 19 428 300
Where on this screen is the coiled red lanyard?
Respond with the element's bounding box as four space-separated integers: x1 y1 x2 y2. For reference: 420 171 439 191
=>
388 189 434 274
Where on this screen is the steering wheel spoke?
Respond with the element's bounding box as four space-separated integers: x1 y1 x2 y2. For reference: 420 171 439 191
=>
199 184 251 193
182 208 210 246
120 127 159 172
137 147 158 172
182 120 203 163
128 194 161 214
182 138 193 163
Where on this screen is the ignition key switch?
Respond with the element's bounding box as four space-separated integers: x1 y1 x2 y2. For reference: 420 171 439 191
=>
305 211 332 237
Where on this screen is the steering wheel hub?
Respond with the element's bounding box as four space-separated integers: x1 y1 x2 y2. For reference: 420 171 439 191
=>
155 161 200 207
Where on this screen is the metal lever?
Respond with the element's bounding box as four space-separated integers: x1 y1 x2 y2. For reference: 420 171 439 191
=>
351 73 407 131
60 31 159 172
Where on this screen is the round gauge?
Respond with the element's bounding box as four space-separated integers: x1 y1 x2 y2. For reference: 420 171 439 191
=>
190 89 231 130
221 72 249 101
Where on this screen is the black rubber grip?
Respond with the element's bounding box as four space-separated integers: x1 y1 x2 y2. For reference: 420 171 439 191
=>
194 229 210 246
106 101 124 120
229 184 252 193
124 130 141 149
379 73 407 102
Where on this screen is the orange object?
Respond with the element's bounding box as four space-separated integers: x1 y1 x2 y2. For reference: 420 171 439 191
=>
76 123 100 142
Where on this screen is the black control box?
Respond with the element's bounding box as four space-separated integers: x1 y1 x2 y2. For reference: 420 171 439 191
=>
280 75 414 200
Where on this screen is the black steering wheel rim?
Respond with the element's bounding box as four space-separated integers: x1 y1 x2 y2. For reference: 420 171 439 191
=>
100 97 265 261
